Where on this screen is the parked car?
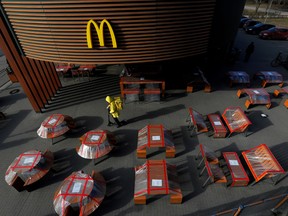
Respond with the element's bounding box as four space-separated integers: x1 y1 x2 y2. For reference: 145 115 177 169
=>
239 17 250 28
243 20 261 31
259 27 288 40
245 23 275 35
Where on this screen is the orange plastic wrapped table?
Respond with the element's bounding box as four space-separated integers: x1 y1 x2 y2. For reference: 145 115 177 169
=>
53 170 106 216
237 88 271 109
186 107 208 136
76 129 116 159
273 86 288 108
55 65 71 74
222 106 251 137
37 114 75 139
207 113 227 138
254 71 283 88
223 152 249 187
120 77 165 98
227 71 250 87
78 64 96 78
242 144 285 186
134 160 182 204
196 144 227 187
5 149 54 191
137 124 175 158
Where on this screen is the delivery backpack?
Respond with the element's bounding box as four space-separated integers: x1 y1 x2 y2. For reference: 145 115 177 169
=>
114 97 123 110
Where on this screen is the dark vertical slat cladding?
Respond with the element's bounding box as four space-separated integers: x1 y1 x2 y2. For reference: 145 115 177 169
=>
22 57 46 106
29 58 50 100
17 60 44 109
41 61 57 94
39 61 54 97
48 61 62 89
1 0 216 64
0 15 41 112
34 60 52 99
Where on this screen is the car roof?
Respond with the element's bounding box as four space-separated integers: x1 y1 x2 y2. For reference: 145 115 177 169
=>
266 27 276 31
255 23 275 27
245 20 260 26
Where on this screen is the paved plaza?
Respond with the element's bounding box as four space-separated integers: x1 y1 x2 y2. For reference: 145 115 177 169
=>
0 30 288 216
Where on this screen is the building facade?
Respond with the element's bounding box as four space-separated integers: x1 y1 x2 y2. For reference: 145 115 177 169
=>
0 0 245 112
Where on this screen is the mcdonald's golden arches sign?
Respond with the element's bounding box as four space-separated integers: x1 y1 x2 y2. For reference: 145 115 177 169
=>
86 19 117 48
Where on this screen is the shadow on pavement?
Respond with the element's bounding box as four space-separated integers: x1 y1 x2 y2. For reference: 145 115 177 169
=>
0 110 33 150
127 104 186 124
182 187 288 216
96 167 135 215
242 110 273 136
26 148 91 191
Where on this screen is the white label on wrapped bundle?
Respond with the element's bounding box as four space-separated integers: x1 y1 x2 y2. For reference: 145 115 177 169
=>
152 179 162 187
23 157 34 164
48 118 57 124
253 90 260 94
229 160 239 166
72 182 82 193
91 135 100 141
214 121 222 126
152 136 161 141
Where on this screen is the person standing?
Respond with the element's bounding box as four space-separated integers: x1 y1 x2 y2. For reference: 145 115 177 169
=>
244 42 254 62
106 96 123 128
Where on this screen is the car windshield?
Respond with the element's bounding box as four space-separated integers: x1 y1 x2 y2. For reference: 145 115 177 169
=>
268 27 276 32
254 23 263 27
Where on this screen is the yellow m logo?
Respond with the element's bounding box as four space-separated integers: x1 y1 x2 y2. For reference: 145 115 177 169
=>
86 19 117 48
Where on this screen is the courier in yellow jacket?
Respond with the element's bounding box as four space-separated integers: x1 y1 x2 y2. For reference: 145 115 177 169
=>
106 96 122 127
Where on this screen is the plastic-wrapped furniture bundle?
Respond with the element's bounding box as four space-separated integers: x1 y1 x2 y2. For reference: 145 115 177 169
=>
5 150 54 191
186 107 209 136
237 88 271 109
196 144 227 188
143 83 160 101
242 144 285 186
222 106 251 137
144 88 161 102
134 160 182 204
254 71 283 88
37 114 75 139
227 71 250 87
123 83 140 102
53 170 106 216
124 88 140 102
76 129 116 159
137 124 175 158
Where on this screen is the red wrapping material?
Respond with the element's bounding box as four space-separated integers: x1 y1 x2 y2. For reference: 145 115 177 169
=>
37 114 71 139
5 150 54 186
242 144 285 183
76 130 115 159
137 124 174 150
134 160 181 197
53 170 106 216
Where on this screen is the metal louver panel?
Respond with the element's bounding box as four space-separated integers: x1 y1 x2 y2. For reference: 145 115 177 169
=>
2 0 216 64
